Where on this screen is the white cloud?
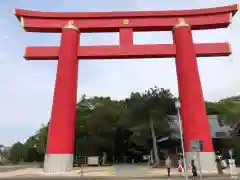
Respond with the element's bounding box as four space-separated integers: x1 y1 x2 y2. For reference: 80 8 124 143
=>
3 35 9 39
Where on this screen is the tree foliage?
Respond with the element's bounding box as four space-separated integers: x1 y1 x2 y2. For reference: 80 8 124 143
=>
9 142 25 164
9 87 240 163
206 100 240 126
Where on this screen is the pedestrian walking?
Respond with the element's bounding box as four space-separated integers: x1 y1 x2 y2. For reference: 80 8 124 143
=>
191 159 198 179
99 156 103 166
165 155 172 177
178 158 184 173
216 156 223 175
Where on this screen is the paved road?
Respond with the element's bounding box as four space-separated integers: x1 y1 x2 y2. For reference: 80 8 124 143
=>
0 164 40 173
0 177 238 180
115 164 150 177
0 164 239 179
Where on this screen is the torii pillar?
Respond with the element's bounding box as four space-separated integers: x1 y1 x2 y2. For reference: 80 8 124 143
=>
173 19 215 171
44 21 79 172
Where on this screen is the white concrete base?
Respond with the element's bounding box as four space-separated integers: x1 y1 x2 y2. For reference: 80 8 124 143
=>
186 152 217 172
44 154 73 173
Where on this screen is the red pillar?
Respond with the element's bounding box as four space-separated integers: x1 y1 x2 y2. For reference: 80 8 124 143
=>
173 19 214 153
44 21 79 173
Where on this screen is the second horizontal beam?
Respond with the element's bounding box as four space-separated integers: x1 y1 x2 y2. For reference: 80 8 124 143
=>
24 43 231 60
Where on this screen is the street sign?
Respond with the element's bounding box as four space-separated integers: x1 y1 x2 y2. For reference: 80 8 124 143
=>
190 140 203 152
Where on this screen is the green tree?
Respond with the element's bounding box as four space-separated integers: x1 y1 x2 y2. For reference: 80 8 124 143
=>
9 142 25 164
35 124 48 156
124 87 176 166
75 96 125 159
206 100 240 126
21 124 48 162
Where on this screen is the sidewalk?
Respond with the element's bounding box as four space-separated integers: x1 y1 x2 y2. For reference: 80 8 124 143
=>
0 165 239 179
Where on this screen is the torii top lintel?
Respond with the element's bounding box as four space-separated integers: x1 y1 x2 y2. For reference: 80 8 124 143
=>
15 4 238 33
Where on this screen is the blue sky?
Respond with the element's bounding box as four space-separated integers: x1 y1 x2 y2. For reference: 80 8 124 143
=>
0 0 240 146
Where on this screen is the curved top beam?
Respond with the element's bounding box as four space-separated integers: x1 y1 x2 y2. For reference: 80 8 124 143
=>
15 4 238 19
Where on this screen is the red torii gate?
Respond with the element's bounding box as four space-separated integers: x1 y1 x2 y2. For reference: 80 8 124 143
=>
15 4 238 173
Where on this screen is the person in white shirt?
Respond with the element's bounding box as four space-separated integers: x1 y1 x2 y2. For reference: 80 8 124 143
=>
165 156 172 177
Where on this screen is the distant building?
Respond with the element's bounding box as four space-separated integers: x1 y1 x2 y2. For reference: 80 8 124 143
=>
207 115 232 138
157 115 232 153
232 120 240 136
160 115 231 139
220 95 240 102
0 146 11 163
0 153 3 161
0 145 4 161
154 114 240 166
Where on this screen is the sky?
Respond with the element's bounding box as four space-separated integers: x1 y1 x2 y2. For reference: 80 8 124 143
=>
0 0 240 146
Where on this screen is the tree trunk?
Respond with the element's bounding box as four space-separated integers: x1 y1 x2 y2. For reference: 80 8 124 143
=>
149 116 160 166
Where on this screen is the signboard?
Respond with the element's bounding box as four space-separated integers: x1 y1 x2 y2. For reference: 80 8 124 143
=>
190 140 203 152
88 156 99 165
143 155 149 160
